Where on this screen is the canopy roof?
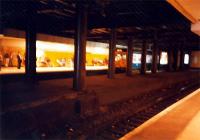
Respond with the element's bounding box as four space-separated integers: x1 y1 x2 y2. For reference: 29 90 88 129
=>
1 0 199 49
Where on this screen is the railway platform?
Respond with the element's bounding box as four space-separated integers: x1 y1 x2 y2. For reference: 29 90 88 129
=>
1 70 199 112
1 70 200 139
1 70 200 112
120 88 200 140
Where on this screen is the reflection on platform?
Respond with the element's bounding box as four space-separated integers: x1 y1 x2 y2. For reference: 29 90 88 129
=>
0 66 109 75
0 67 25 74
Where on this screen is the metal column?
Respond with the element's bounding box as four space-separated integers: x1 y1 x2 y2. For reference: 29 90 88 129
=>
73 4 88 91
126 37 133 76
173 47 179 71
158 48 162 71
167 47 173 72
180 47 185 70
180 38 186 70
140 40 147 74
25 7 36 80
108 28 116 78
151 34 158 73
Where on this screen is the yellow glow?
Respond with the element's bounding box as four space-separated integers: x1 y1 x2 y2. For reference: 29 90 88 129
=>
36 40 74 52
36 49 44 58
86 46 108 55
36 40 109 54
0 35 126 72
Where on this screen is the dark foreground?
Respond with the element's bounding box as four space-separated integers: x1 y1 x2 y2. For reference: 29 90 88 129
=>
1 70 200 139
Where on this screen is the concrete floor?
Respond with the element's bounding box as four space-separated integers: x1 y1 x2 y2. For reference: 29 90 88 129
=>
120 88 200 140
1 70 200 113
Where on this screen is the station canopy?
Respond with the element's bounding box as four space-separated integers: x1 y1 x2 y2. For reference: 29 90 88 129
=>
1 0 199 48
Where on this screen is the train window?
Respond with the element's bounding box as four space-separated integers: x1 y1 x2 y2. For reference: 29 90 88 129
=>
184 54 189 64
160 52 168 65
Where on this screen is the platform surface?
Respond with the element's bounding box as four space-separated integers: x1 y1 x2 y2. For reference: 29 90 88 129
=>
120 88 200 140
1 70 199 113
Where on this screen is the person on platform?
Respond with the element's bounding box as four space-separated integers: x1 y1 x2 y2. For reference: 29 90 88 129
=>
0 52 3 71
4 52 9 67
17 52 22 69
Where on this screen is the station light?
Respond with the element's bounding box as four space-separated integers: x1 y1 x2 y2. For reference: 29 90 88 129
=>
184 54 189 64
160 52 168 65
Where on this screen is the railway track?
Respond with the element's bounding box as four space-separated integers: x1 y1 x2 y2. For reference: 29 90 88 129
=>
93 80 199 140
17 79 199 140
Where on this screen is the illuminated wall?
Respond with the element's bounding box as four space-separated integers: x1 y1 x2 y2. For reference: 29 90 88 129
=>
36 40 74 67
86 42 109 67
115 49 126 68
36 40 110 69
36 39 127 70
0 35 127 74
132 52 153 70
0 37 25 68
160 52 168 65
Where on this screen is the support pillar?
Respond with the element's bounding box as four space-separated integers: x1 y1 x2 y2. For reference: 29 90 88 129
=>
73 4 87 91
140 40 147 74
158 48 162 71
151 34 158 73
167 47 173 72
177 49 181 71
108 28 116 78
180 47 185 70
126 37 133 76
180 38 186 70
25 7 36 80
188 50 192 69
173 48 179 71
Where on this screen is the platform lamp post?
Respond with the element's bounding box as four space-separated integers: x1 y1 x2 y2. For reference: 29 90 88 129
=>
73 3 88 91
126 37 133 76
108 28 116 78
25 5 37 81
140 39 147 75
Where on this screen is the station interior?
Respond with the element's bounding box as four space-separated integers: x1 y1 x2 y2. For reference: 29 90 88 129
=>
0 0 200 140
